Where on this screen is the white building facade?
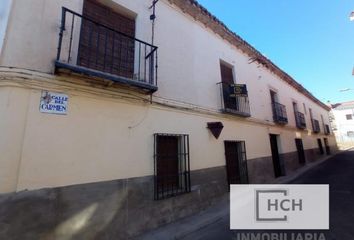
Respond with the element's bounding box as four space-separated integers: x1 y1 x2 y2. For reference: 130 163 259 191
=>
0 0 337 238
331 101 354 148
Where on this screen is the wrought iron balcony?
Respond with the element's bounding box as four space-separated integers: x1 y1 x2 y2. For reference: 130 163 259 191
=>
324 124 330 135
55 7 158 93
312 119 320 133
294 111 306 129
218 82 251 117
272 102 288 124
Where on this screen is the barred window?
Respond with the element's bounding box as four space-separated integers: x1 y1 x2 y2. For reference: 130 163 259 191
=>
154 134 191 200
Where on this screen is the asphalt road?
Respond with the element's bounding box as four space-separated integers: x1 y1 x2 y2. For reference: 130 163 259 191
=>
181 149 354 240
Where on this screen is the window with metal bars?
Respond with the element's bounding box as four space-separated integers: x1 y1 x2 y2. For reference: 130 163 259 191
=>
154 134 191 200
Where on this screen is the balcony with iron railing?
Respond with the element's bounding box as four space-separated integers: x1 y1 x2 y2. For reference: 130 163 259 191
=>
294 111 306 129
217 82 251 117
312 119 320 133
272 102 288 124
55 7 158 93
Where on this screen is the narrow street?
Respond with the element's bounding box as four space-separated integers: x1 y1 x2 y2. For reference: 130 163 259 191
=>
181 150 354 240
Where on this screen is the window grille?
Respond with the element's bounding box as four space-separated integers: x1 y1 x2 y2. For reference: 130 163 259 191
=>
153 134 191 200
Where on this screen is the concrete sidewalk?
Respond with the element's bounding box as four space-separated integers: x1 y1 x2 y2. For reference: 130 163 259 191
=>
135 152 341 240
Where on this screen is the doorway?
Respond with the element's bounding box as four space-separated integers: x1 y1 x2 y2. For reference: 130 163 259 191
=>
156 135 179 192
269 134 285 177
78 0 136 78
324 138 331 155
295 138 306 164
317 138 324 155
224 141 249 186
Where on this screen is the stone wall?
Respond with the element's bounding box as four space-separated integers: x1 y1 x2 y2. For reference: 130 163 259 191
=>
0 166 228 240
247 156 275 183
281 151 300 174
248 147 335 183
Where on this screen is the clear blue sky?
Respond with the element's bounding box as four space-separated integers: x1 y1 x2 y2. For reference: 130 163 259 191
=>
197 0 354 104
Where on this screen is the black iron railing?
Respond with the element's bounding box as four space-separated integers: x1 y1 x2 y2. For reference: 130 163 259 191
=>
155 173 190 199
295 111 306 129
324 124 330 135
218 82 251 117
154 134 191 200
312 119 320 133
56 7 158 92
272 102 288 124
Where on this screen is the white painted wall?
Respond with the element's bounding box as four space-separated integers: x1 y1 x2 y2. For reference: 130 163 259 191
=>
0 83 271 191
0 0 337 192
0 0 12 57
153 1 332 129
0 0 331 128
0 83 333 192
0 0 84 71
0 86 31 192
332 107 354 143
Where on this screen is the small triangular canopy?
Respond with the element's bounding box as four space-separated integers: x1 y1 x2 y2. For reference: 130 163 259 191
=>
207 122 224 139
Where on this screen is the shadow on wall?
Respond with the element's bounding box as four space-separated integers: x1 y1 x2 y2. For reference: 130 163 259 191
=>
0 180 129 239
50 190 125 240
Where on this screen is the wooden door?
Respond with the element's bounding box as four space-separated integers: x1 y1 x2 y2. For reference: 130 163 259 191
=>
78 0 135 78
237 141 249 184
269 134 285 177
317 138 324 155
295 138 306 164
224 141 249 186
220 63 236 110
156 135 179 192
324 138 331 155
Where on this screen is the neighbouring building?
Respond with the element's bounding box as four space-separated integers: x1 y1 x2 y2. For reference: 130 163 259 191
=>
0 0 337 238
331 101 354 149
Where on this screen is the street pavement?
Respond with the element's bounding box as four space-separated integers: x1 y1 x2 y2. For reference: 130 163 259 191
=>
180 149 354 240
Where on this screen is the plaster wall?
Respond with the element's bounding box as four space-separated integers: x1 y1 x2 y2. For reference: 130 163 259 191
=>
0 0 336 193
0 79 337 193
